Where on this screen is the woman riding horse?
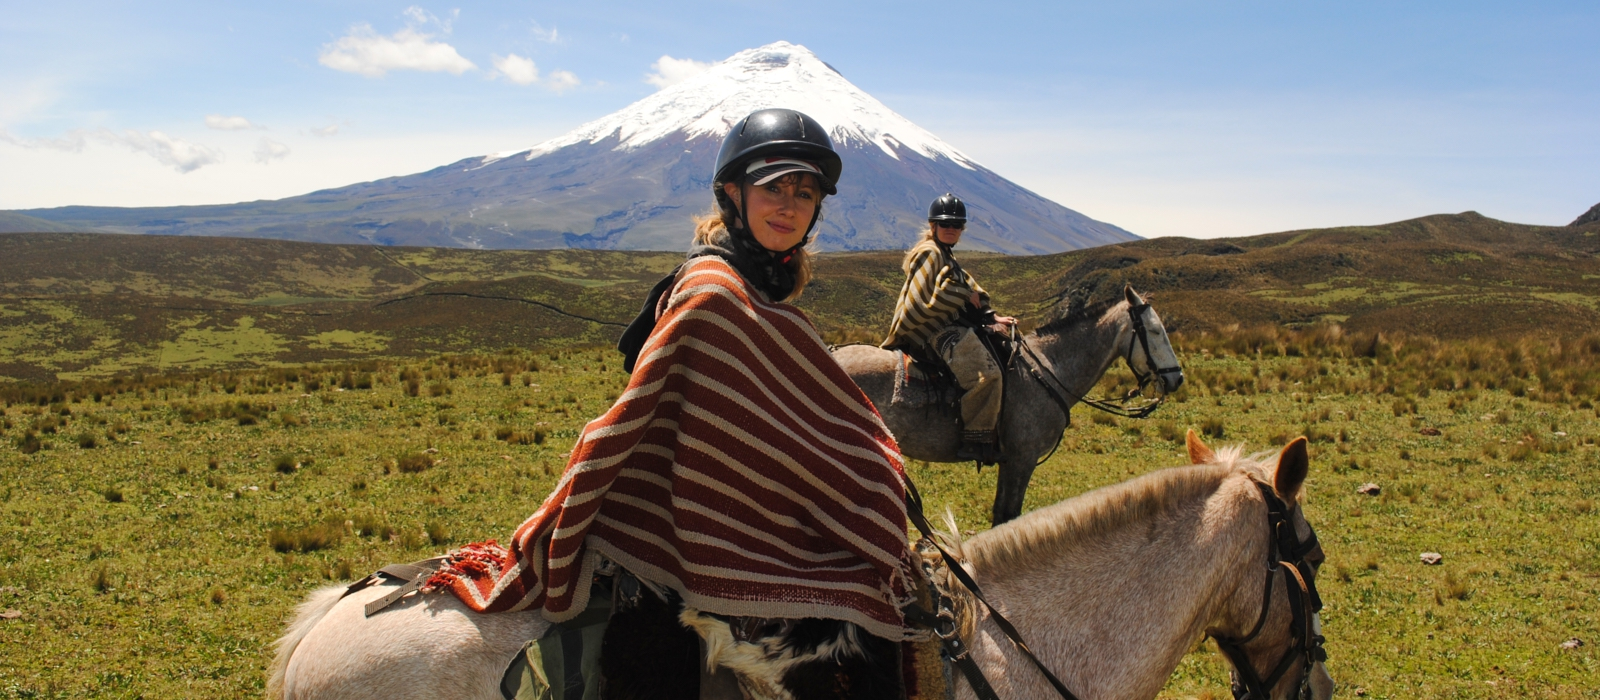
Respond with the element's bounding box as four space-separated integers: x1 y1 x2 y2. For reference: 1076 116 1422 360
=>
425 109 915 698
882 193 1017 463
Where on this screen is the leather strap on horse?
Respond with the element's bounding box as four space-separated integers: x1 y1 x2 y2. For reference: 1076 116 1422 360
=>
904 479 1082 700
1014 308 1168 422
338 557 447 617
1210 482 1327 700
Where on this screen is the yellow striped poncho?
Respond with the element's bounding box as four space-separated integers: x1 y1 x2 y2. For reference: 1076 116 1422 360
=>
881 239 989 350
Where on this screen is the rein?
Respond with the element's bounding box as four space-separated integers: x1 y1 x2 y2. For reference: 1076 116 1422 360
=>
1211 482 1327 700
902 479 1082 700
1016 301 1177 422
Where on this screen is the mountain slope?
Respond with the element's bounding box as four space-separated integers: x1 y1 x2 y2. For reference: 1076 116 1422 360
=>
13 42 1135 254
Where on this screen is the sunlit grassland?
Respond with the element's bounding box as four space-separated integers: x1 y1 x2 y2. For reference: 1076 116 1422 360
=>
1 331 1597 698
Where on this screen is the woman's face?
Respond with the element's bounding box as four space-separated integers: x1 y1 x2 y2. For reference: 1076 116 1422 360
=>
933 220 964 246
724 173 821 252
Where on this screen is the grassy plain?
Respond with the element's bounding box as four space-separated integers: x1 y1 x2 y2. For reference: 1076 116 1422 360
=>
1 331 1596 699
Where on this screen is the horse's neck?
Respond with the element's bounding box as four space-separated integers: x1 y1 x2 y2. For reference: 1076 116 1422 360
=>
962 473 1267 699
1031 302 1130 397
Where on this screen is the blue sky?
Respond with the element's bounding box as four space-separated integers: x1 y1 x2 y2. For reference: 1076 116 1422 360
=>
2 1 1596 238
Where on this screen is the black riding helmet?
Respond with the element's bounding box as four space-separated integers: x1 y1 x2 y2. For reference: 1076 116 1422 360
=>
713 109 841 246
928 193 966 224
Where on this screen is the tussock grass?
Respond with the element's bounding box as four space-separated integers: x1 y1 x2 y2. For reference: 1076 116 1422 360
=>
396 451 434 473
1 330 1596 698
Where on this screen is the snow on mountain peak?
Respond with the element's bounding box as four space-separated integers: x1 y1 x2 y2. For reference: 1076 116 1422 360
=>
490 41 975 169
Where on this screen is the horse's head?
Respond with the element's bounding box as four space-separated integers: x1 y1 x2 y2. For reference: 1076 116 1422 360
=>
1190 431 1334 700
1122 286 1184 396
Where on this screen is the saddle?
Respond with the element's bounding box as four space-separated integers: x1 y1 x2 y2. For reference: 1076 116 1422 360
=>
889 323 1014 408
347 559 939 700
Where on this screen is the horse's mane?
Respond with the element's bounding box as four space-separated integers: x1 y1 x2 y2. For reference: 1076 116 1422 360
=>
1036 298 1121 336
961 445 1279 576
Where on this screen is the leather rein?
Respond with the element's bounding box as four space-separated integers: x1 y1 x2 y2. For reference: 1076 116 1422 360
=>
1211 482 1328 700
1016 301 1181 422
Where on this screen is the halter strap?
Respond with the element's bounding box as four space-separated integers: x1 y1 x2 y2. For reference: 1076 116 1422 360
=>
1211 482 1327 700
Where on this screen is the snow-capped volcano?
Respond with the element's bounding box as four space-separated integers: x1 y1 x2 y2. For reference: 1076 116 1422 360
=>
15 42 1136 253
495 42 973 167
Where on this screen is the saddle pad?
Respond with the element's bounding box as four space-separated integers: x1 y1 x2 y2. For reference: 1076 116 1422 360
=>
891 351 959 408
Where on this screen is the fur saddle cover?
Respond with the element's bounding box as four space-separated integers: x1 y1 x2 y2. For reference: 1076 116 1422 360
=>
682 609 905 700
890 351 960 408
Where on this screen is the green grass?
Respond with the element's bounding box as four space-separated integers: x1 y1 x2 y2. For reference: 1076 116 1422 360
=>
0 338 1597 698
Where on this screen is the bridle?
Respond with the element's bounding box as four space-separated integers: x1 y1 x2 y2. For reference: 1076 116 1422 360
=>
1125 301 1185 394
1016 301 1182 422
1212 481 1328 700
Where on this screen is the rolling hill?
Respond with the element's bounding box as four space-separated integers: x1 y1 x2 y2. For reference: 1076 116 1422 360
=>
1 211 1597 382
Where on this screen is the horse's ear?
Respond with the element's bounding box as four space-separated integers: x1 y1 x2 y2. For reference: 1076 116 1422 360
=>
1274 437 1310 499
1124 285 1143 306
1186 428 1214 464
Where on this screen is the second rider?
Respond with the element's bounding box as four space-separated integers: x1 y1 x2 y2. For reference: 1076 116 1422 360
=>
882 193 1016 462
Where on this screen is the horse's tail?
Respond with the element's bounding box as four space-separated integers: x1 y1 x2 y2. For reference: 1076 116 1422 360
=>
266 585 347 700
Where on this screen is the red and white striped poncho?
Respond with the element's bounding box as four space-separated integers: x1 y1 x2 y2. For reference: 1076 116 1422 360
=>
427 257 915 639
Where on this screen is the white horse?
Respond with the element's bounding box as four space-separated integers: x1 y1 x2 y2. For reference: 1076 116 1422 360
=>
270 434 1331 700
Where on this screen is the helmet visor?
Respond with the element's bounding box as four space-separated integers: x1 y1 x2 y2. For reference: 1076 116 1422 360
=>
744 157 826 188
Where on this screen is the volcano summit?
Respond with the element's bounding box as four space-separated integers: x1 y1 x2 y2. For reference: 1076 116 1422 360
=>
17 42 1137 253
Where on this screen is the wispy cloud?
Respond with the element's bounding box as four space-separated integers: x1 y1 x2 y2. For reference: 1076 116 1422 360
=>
491 54 539 86
310 124 340 137
403 6 457 34
546 70 579 93
113 130 223 172
254 138 290 164
2 127 222 172
529 21 560 44
489 54 580 92
0 128 88 152
645 55 711 89
319 22 475 78
205 114 259 130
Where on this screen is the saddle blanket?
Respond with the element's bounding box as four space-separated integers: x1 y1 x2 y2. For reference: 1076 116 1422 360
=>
890 351 959 408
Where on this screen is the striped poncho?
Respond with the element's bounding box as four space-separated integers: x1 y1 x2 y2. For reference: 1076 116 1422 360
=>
881 239 990 350
427 257 916 639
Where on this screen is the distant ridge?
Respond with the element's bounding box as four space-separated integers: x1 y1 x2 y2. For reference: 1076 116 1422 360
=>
1570 202 1600 228
2 210 1596 381
11 42 1136 254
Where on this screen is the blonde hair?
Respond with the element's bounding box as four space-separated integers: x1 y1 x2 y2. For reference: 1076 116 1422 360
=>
692 212 814 303
900 222 941 273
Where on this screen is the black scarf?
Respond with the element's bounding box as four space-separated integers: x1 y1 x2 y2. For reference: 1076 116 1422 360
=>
616 230 795 373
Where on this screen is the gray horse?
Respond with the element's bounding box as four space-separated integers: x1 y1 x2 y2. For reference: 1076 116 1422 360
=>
832 286 1184 524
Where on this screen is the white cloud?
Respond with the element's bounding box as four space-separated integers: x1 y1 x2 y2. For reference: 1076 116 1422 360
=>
205 114 257 130
546 70 580 93
491 54 539 86
2 127 219 172
0 127 88 152
489 55 579 91
529 21 560 43
311 124 340 137
645 55 711 89
254 138 290 164
318 24 475 78
105 130 223 173
403 6 457 34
